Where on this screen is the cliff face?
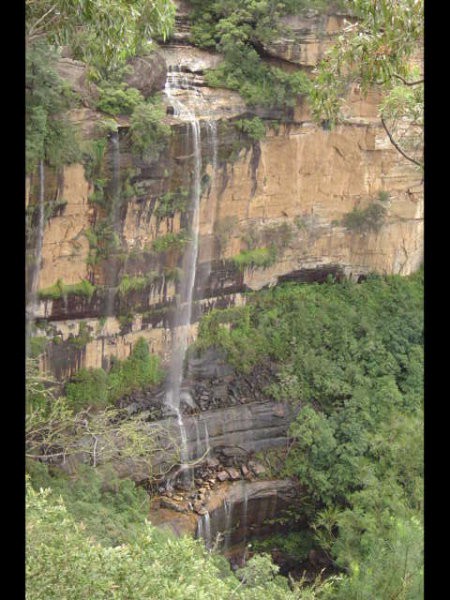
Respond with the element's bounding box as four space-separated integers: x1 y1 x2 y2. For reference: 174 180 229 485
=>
27 10 423 377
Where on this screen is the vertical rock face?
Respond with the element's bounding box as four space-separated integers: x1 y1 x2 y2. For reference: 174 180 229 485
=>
26 10 423 375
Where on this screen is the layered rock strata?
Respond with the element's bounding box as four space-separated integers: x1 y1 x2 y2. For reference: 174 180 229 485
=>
27 10 423 377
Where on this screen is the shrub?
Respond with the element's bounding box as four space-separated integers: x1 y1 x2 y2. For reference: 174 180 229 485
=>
129 99 170 158
117 275 149 296
152 231 189 253
232 246 278 271
235 117 266 141
154 188 189 220
108 337 164 402
29 336 48 358
67 321 93 350
95 84 144 116
341 202 387 233
65 368 109 412
39 279 96 301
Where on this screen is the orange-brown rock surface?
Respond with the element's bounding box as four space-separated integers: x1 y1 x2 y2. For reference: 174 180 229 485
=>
27 10 423 375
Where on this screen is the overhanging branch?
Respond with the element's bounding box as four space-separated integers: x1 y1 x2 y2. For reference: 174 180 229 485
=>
380 117 423 168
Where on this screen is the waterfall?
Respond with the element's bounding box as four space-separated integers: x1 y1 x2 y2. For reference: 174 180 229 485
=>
203 511 212 550
204 120 219 281
203 421 210 457
194 419 202 460
104 131 121 317
241 481 249 545
26 160 45 355
223 499 233 552
164 66 203 488
196 510 212 550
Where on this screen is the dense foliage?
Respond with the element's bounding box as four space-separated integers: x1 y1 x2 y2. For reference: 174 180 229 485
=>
26 273 423 598
189 0 313 109
26 0 176 76
26 41 80 174
310 0 423 167
64 337 163 411
26 477 338 599
196 271 423 597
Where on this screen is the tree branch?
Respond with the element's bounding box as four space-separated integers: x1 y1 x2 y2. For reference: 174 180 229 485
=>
28 4 57 38
392 73 424 86
380 118 423 168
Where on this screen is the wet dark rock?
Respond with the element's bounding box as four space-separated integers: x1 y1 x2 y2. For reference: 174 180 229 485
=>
217 471 230 482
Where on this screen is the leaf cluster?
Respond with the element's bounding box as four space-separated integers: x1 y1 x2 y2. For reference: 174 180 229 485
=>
26 41 81 174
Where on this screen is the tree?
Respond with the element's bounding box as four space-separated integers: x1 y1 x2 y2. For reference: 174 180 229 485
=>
26 0 176 75
26 40 80 173
310 0 424 168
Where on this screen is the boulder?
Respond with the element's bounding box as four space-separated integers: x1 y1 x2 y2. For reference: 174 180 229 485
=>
55 58 99 107
124 52 167 98
160 497 188 513
226 467 241 481
249 462 267 477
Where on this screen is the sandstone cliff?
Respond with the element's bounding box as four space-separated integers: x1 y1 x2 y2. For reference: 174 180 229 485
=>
26 9 423 377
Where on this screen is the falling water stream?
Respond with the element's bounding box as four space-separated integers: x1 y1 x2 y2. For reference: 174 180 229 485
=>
223 500 234 552
241 481 249 545
164 66 205 488
104 132 121 317
26 160 45 355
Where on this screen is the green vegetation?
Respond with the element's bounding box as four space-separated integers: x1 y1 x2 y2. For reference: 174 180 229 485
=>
154 188 189 220
310 0 423 168
29 336 48 358
67 320 94 349
341 202 387 233
117 274 149 296
129 98 171 158
26 41 80 174
84 221 122 264
232 246 278 271
26 1 176 77
152 231 189 254
64 337 163 410
206 53 311 110
196 270 423 597
27 476 339 599
38 279 96 301
65 367 109 411
190 0 312 109
253 530 317 564
27 462 151 547
95 84 144 116
235 117 266 141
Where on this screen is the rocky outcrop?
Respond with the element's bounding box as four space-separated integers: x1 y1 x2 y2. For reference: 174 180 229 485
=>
54 58 99 107
263 12 355 67
124 52 168 97
149 478 299 547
